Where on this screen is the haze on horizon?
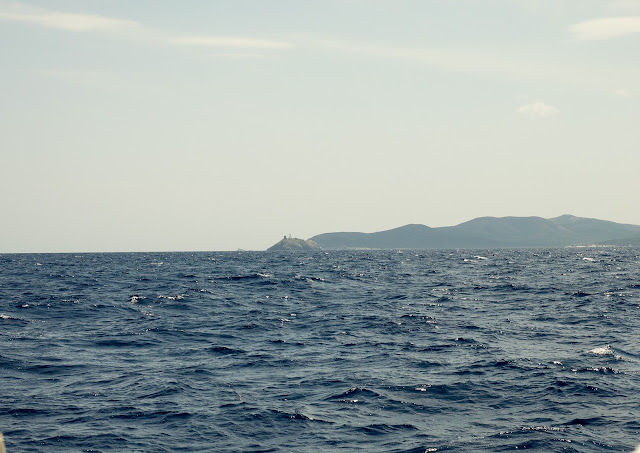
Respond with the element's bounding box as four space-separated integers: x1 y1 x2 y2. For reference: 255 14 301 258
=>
1 0 639 253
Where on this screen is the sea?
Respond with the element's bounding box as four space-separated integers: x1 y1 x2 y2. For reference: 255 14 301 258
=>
1 248 639 452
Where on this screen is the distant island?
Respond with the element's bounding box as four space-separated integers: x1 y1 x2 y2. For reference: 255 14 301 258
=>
267 215 640 250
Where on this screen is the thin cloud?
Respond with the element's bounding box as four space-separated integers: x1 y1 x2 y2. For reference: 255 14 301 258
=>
0 2 294 52
206 53 268 60
0 3 138 32
308 37 531 80
293 35 640 94
1 2 636 83
570 16 640 40
517 102 559 118
169 36 294 50
304 36 613 88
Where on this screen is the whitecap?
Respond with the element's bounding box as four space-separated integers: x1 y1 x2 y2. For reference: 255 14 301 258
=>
590 345 629 361
590 345 614 356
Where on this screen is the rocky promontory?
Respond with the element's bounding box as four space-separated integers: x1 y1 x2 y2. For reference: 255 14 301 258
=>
267 236 322 251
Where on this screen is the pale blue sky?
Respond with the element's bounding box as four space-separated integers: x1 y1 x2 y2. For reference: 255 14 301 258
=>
1 0 639 252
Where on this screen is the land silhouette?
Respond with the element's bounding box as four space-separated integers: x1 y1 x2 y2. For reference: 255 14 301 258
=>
267 236 322 251
268 215 640 250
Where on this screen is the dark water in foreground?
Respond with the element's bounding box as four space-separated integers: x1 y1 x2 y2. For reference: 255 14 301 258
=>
1 248 639 452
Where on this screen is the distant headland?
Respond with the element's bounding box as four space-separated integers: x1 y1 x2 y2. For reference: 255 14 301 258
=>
267 236 322 251
266 215 640 250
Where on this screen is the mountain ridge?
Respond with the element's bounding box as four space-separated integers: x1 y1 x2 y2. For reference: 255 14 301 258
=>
308 215 640 249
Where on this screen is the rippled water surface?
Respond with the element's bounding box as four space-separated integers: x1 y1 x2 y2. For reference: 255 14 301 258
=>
1 248 639 452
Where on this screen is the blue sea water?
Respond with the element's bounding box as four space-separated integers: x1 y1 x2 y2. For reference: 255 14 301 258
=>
1 248 639 452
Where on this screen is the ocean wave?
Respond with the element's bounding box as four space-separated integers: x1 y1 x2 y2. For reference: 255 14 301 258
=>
589 345 629 361
2 249 639 452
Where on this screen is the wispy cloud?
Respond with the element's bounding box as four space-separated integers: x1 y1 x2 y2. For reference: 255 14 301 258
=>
0 2 294 53
308 37 530 80
517 102 559 118
169 36 294 50
570 16 640 40
0 3 138 32
2 2 637 82
304 36 615 88
206 53 268 60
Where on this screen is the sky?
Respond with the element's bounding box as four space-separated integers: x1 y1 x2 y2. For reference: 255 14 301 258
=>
1 0 639 252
